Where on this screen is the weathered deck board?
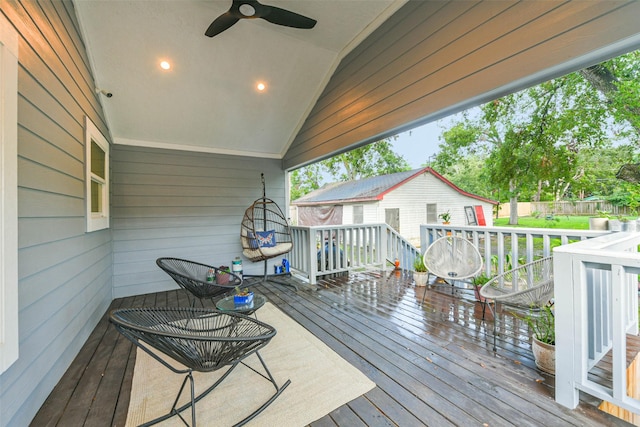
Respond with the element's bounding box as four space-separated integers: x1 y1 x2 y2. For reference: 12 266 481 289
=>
31 270 637 426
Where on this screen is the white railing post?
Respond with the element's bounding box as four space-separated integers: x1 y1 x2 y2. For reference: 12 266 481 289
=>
554 250 580 408
611 265 627 404
379 224 387 270
307 228 318 284
553 233 640 413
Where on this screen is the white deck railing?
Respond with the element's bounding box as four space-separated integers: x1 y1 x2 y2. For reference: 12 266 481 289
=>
291 223 609 284
419 224 608 277
290 224 420 284
554 233 640 413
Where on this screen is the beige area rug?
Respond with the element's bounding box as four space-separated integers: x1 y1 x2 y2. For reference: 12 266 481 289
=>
126 303 375 426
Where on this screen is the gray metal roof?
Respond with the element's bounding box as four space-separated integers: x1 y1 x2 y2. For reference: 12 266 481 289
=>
292 168 425 205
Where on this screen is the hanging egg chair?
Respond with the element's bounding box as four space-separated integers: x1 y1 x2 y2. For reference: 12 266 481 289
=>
240 173 293 264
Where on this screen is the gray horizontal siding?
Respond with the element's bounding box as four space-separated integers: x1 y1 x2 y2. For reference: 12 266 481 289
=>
111 144 286 298
283 0 640 169
0 1 113 426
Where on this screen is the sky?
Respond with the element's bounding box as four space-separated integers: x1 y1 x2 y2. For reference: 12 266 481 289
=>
392 107 486 169
304 109 473 183
391 115 460 169
392 122 445 169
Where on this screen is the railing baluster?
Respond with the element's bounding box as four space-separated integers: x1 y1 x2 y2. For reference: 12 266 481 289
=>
554 235 640 414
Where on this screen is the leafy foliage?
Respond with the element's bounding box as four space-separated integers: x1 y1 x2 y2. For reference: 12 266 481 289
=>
322 139 410 182
290 163 323 201
413 256 427 272
523 305 555 345
432 51 640 219
471 272 491 288
290 138 411 200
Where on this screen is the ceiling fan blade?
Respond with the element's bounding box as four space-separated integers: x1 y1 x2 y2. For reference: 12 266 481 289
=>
205 12 240 37
260 5 317 29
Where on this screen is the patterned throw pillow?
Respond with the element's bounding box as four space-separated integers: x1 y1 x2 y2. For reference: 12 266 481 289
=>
255 230 276 247
247 231 259 249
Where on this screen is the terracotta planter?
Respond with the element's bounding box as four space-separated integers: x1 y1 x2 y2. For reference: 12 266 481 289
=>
532 337 555 374
413 271 428 287
473 286 486 303
216 266 230 284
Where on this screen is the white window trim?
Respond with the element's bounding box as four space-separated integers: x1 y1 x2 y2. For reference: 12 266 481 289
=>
0 13 19 374
85 116 110 232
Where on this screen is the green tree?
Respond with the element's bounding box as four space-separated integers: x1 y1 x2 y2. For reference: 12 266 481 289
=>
290 138 410 200
290 163 323 201
570 145 636 199
323 139 410 181
430 123 494 199
579 51 640 138
433 51 640 224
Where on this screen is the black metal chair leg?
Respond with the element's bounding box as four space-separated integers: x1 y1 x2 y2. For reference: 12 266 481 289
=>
491 302 497 351
111 308 285 427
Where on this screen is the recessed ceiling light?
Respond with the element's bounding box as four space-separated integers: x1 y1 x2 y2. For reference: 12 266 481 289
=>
160 61 171 70
256 82 266 92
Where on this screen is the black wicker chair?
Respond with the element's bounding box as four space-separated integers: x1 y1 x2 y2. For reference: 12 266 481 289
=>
110 307 290 426
156 257 243 307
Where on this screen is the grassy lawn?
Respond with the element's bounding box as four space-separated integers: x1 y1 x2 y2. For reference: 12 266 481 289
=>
494 215 591 230
492 216 591 255
495 215 640 330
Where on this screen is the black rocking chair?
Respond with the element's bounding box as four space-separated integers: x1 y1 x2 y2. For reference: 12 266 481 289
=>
110 307 290 426
156 257 243 307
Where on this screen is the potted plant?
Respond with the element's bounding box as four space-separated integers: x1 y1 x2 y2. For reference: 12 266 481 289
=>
216 265 231 284
620 216 636 232
588 210 609 230
609 214 623 231
438 210 451 224
233 286 254 306
471 273 491 302
523 305 555 374
413 256 429 287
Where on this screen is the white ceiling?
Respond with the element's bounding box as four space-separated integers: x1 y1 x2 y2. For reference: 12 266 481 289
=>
75 0 405 159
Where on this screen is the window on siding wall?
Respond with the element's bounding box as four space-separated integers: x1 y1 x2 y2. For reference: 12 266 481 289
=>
426 203 438 223
353 205 363 224
0 15 19 373
85 117 110 232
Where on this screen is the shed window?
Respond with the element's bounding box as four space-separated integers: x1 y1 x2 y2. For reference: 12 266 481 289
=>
353 205 363 224
426 203 438 223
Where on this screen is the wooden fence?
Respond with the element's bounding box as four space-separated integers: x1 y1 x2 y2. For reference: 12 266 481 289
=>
529 201 632 217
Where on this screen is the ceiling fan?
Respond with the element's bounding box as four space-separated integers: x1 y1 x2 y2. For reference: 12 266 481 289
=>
205 0 317 38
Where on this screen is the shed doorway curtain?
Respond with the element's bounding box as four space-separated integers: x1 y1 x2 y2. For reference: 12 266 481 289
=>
298 205 343 226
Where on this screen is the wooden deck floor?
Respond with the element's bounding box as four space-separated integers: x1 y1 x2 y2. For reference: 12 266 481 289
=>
32 270 639 426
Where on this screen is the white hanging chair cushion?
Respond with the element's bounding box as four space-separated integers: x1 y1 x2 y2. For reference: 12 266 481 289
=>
242 242 293 261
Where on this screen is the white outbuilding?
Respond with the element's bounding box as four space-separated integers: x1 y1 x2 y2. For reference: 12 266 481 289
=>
291 167 498 246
